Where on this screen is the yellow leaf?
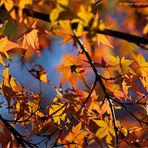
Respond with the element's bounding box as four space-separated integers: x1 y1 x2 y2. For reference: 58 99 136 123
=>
106 134 112 144
53 20 73 45
62 122 88 146
57 0 69 6
77 5 93 26
132 53 148 77
0 37 10 65
76 23 83 37
98 21 105 31
94 120 107 127
49 97 68 125
96 127 107 139
110 56 135 75
2 67 23 107
19 0 32 9
97 34 113 48
3 0 16 19
95 117 115 144
59 20 72 34
50 8 59 24
143 23 148 35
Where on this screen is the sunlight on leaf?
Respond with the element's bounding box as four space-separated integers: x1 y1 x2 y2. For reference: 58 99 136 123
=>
57 54 85 87
49 97 69 125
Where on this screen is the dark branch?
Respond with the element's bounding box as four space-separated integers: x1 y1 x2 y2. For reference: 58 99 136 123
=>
73 31 119 146
0 114 36 147
0 4 148 49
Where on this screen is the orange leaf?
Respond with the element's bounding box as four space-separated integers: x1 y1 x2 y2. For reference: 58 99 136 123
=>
0 37 20 65
53 20 74 45
61 122 88 146
22 28 39 50
57 54 85 87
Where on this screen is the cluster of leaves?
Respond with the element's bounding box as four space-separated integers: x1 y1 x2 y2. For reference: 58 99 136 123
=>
0 0 148 147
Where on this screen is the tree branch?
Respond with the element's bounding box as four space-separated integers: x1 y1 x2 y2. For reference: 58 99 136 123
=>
73 31 119 146
0 114 36 147
0 4 148 49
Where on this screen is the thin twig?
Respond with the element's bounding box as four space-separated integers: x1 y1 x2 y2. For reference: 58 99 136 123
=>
73 31 119 146
0 114 36 147
111 98 148 126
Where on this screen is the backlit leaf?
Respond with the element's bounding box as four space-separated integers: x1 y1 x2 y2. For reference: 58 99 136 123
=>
49 97 68 125
97 34 113 48
28 64 48 83
0 37 20 65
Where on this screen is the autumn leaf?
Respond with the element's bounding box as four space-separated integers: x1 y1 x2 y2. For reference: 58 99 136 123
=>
53 20 74 45
122 80 131 99
50 0 69 24
132 53 148 77
49 97 69 125
22 21 41 57
2 0 16 19
71 5 93 36
28 64 48 83
110 56 135 75
97 34 113 48
18 0 32 9
0 37 21 65
72 5 93 26
1 67 24 107
94 117 115 144
57 54 85 87
106 83 125 99
14 99 45 127
59 122 88 147
22 28 39 49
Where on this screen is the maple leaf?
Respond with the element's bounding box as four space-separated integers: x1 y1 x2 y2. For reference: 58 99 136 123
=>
28 64 48 83
22 29 39 49
122 80 131 99
49 97 69 125
59 122 88 147
106 83 125 99
22 21 41 57
74 90 110 118
14 98 45 127
94 117 115 144
50 0 69 24
57 54 85 87
1 67 24 107
2 0 16 19
0 37 21 65
110 56 135 75
132 53 148 77
18 0 32 9
72 5 93 26
97 34 113 48
53 20 74 45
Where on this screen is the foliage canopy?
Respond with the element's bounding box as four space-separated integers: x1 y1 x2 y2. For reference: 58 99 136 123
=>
0 0 148 147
